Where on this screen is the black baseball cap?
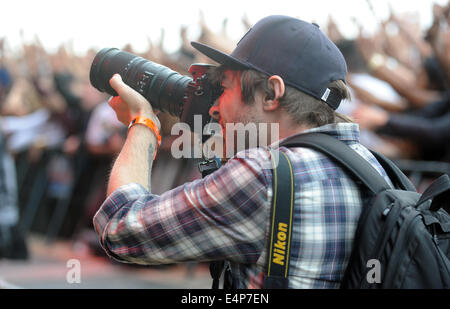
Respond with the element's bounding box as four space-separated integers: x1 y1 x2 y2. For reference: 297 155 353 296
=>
191 15 347 109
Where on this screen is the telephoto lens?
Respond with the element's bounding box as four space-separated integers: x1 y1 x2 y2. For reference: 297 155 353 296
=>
89 48 193 117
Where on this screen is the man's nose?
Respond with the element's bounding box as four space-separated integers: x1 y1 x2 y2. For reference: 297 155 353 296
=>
209 101 220 121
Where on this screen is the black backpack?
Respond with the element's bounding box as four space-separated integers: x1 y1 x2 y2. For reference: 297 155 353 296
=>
271 132 450 289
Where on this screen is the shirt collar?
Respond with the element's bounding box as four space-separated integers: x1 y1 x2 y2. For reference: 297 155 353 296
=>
271 122 360 148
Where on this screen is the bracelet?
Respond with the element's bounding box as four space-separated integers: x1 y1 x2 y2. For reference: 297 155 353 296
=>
128 116 161 147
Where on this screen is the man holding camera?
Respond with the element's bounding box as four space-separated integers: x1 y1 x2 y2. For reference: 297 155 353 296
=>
93 15 393 288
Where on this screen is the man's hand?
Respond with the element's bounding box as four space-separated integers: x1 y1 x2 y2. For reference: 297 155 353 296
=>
352 104 389 131
106 74 161 196
108 74 161 130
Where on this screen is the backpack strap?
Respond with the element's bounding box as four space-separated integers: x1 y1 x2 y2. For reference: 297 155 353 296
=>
369 150 416 192
278 132 391 194
416 174 450 212
263 149 295 289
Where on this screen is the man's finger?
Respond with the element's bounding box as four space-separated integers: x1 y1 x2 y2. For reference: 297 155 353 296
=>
109 74 150 108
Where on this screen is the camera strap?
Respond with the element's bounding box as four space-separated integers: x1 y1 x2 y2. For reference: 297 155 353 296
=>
263 149 295 289
207 151 295 289
198 157 229 289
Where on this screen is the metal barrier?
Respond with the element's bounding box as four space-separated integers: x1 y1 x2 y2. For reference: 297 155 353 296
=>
18 147 89 242
392 159 450 191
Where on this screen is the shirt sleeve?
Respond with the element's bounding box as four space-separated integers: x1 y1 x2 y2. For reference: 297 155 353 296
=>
93 148 271 265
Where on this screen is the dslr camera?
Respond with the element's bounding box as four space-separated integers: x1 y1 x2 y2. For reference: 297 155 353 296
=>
89 48 223 174
89 48 223 142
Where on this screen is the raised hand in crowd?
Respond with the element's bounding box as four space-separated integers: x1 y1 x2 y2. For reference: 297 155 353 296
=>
356 26 441 109
326 15 345 43
352 103 388 131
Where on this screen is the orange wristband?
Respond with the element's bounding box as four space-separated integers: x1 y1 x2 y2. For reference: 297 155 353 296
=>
128 116 161 147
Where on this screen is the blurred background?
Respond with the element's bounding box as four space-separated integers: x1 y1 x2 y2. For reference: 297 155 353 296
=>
0 0 449 288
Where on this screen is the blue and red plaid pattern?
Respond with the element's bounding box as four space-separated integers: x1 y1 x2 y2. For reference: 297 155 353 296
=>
93 123 393 288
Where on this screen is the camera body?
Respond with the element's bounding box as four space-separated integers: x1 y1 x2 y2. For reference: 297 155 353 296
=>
89 48 222 140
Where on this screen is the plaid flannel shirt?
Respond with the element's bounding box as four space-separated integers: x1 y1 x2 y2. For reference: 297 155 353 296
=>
93 123 393 288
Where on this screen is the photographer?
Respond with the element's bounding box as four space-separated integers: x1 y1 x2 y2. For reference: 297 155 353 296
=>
93 15 393 289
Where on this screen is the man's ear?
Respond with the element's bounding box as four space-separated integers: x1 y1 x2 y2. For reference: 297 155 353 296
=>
263 75 285 111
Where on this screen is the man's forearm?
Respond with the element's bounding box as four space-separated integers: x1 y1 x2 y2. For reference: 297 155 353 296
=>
107 125 157 196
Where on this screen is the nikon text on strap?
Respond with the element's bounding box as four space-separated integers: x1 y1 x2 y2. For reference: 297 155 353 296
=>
263 150 295 289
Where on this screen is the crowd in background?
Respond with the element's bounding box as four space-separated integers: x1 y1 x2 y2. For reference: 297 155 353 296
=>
0 2 449 261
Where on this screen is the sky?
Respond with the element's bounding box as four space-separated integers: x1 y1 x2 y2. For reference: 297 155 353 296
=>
1 0 448 56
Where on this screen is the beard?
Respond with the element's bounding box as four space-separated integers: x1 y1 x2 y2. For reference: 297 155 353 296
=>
221 111 266 158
